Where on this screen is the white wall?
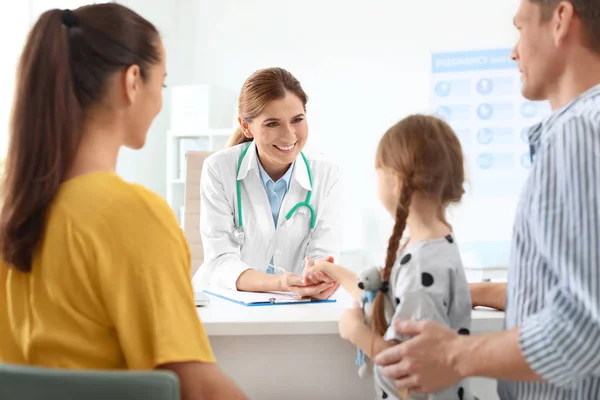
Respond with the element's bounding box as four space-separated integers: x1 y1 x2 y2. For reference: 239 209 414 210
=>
4 0 523 268
149 0 521 266
1 0 215 197
0 2 31 159
1 0 179 197
1 2 114 160
116 0 177 197
116 0 218 197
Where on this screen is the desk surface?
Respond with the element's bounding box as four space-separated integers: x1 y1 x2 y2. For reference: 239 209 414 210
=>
197 290 505 336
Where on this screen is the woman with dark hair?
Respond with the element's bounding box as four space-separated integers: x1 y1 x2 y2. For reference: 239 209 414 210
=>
0 4 246 399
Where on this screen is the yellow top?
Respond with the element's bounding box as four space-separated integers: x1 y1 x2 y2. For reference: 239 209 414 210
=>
0 172 215 369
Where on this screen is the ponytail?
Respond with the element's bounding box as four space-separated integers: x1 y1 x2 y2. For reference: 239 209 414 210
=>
371 182 412 335
227 126 253 148
0 10 82 273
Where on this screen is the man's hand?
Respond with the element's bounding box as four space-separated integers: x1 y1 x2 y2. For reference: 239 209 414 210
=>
374 320 464 393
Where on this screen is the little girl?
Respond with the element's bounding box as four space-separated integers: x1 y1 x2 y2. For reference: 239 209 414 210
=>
305 114 474 400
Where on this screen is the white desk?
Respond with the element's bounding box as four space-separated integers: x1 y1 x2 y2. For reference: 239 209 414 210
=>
197 291 505 400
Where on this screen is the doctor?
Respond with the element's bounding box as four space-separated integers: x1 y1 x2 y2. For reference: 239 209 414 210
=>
193 67 342 300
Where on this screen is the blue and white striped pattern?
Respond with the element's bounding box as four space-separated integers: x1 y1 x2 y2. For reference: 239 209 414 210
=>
498 84 600 399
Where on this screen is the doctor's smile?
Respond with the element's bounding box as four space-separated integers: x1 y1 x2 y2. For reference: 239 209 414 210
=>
273 141 298 152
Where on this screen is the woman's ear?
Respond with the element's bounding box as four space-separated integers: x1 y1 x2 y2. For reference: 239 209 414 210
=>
237 117 253 139
123 64 141 104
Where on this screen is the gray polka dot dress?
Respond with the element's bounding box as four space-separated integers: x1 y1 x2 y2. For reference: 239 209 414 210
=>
373 234 477 400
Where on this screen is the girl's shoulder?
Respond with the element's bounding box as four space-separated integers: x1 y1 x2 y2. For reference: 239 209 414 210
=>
391 235 464 295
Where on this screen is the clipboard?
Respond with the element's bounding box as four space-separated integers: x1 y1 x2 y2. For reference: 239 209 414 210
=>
203 288 336 307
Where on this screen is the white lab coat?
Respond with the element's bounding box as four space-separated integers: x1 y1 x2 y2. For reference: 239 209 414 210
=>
192 141 343 290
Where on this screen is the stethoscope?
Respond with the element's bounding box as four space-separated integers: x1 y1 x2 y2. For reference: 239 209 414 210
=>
236 142 316 231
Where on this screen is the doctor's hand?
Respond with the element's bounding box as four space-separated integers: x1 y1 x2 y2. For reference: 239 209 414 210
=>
279 272 336 298
310 281 340 300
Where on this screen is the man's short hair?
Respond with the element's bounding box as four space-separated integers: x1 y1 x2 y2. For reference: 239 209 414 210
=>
529 0 600 53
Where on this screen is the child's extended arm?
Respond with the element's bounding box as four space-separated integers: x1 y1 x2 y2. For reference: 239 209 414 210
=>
305 259 363 301
338 304 394 359
347 322 410 400
348 320 394 359
339 305 409 399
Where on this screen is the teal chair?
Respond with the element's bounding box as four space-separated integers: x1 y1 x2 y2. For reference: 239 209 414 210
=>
0 363 180 400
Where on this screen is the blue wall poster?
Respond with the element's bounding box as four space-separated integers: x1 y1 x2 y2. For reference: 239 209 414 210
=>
430 49 551 270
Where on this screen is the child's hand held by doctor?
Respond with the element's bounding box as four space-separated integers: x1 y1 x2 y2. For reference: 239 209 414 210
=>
302 256 336 284
300 256 340 300
278 271 335 297
303 256 366 301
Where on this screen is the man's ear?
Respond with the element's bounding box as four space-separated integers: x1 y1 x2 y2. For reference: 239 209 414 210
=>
552 1 575 48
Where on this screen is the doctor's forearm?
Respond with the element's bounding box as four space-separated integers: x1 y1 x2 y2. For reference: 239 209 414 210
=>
235 269 283 292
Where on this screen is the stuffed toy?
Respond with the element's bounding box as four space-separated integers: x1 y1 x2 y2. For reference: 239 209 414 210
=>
355 266 393 378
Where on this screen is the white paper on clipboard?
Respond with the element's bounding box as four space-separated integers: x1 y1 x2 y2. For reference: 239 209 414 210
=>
203 287 308 304
202 287 336 306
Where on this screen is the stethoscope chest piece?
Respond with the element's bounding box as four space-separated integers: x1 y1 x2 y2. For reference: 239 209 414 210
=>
233 228 246 245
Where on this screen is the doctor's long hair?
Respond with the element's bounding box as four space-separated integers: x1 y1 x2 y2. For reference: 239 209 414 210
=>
371 114 466 335
227 67 308 147
0 4 159 273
